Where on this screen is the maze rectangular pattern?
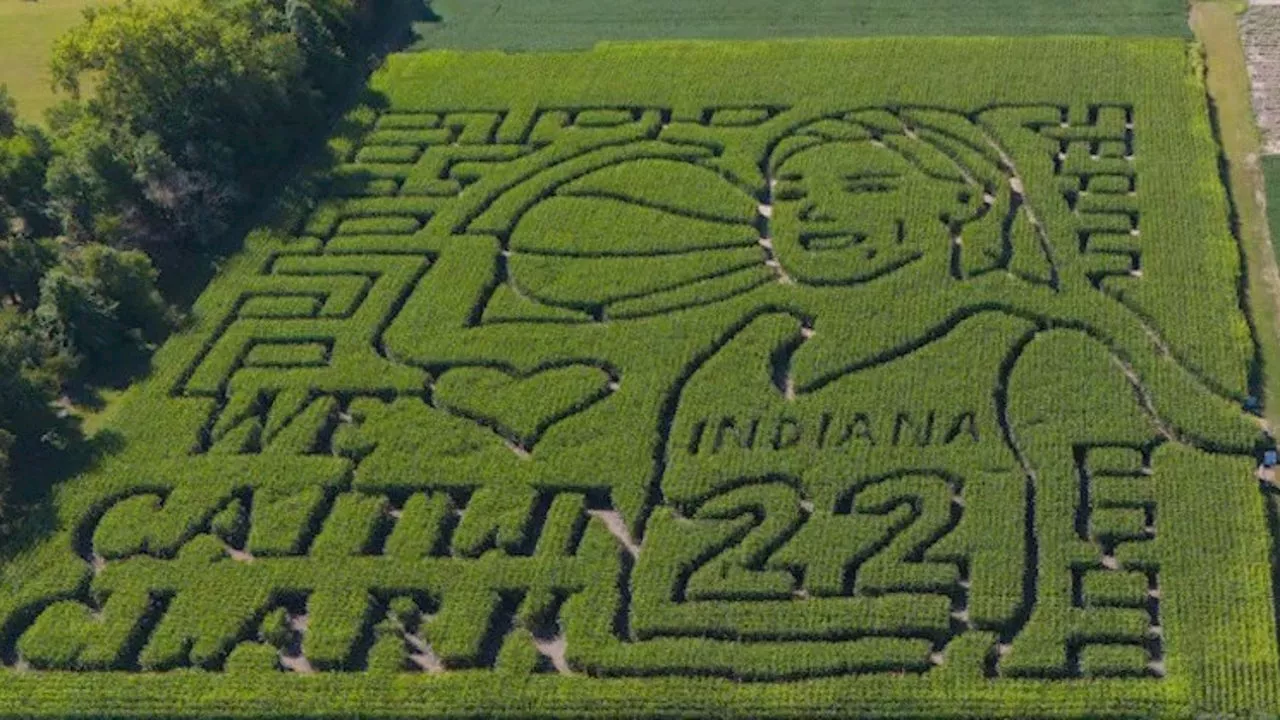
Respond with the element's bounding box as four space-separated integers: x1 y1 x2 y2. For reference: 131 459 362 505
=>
0 38 1276 718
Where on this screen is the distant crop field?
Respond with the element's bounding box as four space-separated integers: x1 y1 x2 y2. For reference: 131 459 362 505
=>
0 0 98 119
0 37 1276 718
412 0 1191 50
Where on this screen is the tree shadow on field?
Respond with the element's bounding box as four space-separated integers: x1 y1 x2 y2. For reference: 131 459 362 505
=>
409 0 444 30
82 0 429 394
0 0 432 553
61 343 152 412
156 0 432 308
0 417 124 563
395 0 444 45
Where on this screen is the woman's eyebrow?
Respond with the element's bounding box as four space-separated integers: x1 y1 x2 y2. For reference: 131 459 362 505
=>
842 180 898 193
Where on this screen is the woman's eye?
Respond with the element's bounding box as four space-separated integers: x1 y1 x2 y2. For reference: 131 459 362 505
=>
841 172 900 194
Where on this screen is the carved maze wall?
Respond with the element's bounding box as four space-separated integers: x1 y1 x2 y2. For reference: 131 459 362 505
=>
0 39 1277 718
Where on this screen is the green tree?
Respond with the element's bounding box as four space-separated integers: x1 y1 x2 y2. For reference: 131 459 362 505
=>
0 129 54 236
35 265 122 366
0 86 55 237
0 235 59 309
77 243 173 343
287 0 345 92
0 85 15 137
32 244 172 368
0 0 382 520
50 0 312 190
0 316 63 505
0 428 13 501
41 0 384 260
43 109 133 244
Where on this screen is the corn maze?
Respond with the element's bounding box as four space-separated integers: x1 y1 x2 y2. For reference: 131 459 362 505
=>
1 38 1279 718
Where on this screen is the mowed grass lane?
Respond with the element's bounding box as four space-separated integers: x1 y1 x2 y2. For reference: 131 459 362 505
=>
0 0 104 120
1268 155 1280 258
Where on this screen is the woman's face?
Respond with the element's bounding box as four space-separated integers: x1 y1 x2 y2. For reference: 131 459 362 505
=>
771 141 982 285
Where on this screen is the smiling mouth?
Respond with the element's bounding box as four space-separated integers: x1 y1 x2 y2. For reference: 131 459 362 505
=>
843 181 898 193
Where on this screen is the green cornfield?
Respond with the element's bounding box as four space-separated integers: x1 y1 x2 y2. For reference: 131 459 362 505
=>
1 37 1277 718
413 0 1193 48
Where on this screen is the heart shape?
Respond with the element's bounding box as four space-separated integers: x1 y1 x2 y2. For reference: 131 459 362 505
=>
433 364 615 452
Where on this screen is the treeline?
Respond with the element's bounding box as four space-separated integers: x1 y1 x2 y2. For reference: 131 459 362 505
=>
0 0 394 506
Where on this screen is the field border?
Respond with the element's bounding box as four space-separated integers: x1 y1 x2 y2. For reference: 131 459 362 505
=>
1267 155 1280 263
1193 1 1280 434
